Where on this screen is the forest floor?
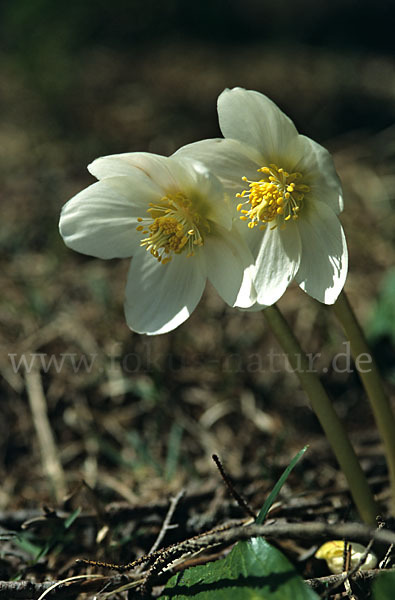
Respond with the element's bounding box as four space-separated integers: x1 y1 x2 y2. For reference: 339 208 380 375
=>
1 39 395 598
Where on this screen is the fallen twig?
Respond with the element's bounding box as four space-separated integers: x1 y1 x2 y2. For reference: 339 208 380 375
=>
305 567 395 594
0 575 121 599
78 520 395 596
25 368 66 502
146 488 185 557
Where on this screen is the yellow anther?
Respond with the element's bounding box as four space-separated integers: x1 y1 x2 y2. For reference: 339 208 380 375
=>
236 163 309 229
137 192 208 264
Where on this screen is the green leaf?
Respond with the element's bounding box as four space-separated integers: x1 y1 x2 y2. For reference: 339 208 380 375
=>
159 537 319 599
256 446 308 524
64 506 81 529
372 571 395 600
15 533 43 558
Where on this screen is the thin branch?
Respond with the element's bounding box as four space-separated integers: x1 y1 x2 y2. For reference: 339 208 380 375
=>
193 521 395 548
0 489 215 530
134 488 186 576
379 542 393 569
147 488 185 556
305 568 395 594
0 576 121 599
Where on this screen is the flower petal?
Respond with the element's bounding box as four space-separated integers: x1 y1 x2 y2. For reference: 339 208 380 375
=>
124 250 207 335
253 223 302 306
235 264 259 309
174 137 262 196
89 152 179 191
204 225 255 308
171 157 233 230
90 153 206 197
295 201 348 303
286 135 344 215
91 153 233 229
59 179 151 259
218 88 299 159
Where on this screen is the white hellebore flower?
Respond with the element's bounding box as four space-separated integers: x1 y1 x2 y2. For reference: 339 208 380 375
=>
59 153 255 335
176 88 348 306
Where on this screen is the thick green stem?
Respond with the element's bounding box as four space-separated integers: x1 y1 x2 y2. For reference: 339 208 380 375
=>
333 290 395 514
264 304 378 525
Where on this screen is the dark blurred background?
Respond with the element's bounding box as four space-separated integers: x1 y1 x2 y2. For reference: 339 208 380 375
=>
1 0 395 517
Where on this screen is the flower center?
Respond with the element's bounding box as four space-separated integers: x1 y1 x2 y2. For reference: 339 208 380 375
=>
136 192 209 264
236 164 310 230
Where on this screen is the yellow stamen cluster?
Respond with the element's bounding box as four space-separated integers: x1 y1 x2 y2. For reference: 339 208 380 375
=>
236 164 310 230
136 192 209 264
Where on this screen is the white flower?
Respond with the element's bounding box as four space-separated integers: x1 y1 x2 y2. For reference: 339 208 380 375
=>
59 152 255 335
175 88 348 306
315 540 377 574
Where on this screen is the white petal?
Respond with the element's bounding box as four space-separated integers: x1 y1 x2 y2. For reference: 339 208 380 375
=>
124 250 206 335
254 223 302 306
89 154 140 179
295 201 348 304
98 175 161 209
59 179 151 259
204 226 255 308
286 135 344 215
174 138 262 195
234 264 258 309
91 153 233 230
89 152 179 191
170 156 233 230
218 88 299 160
90 152 205 198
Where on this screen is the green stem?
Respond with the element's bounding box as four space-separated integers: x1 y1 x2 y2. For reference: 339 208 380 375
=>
264 304 378 525
333 290 395 514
